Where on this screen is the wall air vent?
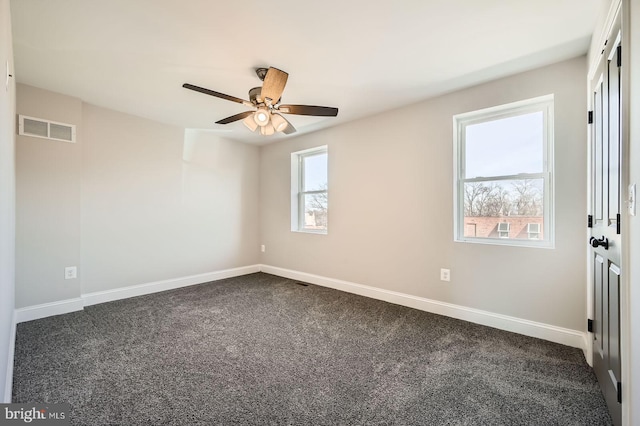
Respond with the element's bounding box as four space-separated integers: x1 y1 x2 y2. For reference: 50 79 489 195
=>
18 115 76 143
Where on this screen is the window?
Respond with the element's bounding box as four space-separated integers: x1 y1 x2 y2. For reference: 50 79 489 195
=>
527 223 541 240
291 146 328 233
497 222 510 238
453 95 554 247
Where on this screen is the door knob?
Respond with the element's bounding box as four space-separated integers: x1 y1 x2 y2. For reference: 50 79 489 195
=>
589 236 609 249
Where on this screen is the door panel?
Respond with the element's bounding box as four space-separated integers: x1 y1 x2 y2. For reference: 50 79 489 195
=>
594 254 604 355
608 264 621 388
590 18 622 426
594 81 604 221
608 53 621 223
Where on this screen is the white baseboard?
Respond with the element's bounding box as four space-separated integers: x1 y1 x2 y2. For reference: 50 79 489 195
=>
584 333 592 365
260 265 588 353
82 265 261 307
14 265 262 323
14 298 84 324
3 311 16 403
13 263 587 356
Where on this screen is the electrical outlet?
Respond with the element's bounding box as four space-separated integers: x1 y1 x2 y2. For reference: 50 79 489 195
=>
260 244 266 253
64 266 77 280
440 268 451 282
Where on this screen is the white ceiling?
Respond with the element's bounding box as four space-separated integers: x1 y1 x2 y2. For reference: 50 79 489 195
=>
10 0 603 144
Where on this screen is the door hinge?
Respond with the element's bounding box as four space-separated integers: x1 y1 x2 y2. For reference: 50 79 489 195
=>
617 45 622 67
588 215 593 228
587 319 593 333
617 213 621 234
617 381 622 403
588 111 593 124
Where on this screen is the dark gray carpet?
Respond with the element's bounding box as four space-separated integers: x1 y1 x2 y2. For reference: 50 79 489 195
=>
13 272 611 425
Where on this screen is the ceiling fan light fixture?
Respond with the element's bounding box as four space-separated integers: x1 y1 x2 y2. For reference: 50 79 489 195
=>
271 113 288 133
243 115 258 132
260 122 275 136
183 67 337 136
254 107 270 127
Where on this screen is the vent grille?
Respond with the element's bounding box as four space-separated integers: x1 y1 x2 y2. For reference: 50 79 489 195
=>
19 115 76 143
23 118 48 137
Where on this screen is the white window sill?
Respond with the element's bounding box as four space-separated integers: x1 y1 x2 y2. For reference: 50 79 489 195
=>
292 229 328 235
454 237 554 249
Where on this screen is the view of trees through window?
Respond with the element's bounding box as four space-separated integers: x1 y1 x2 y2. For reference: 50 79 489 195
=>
304 183 328 230
464 179 543 217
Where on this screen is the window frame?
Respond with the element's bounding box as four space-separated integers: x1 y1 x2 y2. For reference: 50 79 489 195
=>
453 95 555 248
291 145 328 234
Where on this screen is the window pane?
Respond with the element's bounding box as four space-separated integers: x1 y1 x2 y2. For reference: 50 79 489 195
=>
302 192 327 231
303 153 327 191
463 178 544 240
465 112 543 178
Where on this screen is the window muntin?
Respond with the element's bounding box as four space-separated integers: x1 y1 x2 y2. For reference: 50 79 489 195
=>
454 95 554 248
291 146 328 233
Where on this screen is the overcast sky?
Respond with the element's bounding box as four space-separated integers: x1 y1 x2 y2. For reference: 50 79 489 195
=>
304 152 328 191
465 111 543 179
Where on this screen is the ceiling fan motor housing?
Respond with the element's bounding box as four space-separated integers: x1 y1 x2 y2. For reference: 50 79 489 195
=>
248 87 262 104
255 68 269 81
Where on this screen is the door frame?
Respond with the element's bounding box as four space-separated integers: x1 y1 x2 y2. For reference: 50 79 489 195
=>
586 0 630 424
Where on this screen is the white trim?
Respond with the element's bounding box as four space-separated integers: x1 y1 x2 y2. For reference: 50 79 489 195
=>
15 298 84 324
582 332 590 366
621 2 632 424
14 265 261 323
4 311 16 403
588 0 622 81
82 265 260 307
260 265 587 354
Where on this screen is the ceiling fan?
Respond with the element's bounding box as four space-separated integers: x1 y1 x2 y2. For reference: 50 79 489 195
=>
183 67 338 136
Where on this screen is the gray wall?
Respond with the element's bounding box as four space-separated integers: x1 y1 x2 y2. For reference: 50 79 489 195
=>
0 0 15 403
15 85 260 308
16 85 83 307
81 106 260 293
259 56 587 331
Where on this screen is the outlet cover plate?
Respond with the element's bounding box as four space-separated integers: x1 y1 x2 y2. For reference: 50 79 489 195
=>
65 266 77 280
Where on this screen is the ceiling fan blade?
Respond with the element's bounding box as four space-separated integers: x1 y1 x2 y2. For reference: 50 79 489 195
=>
281 116 296 135
260 67 288 103
278 104 339 117
215 111 254 125
183 83 249 105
